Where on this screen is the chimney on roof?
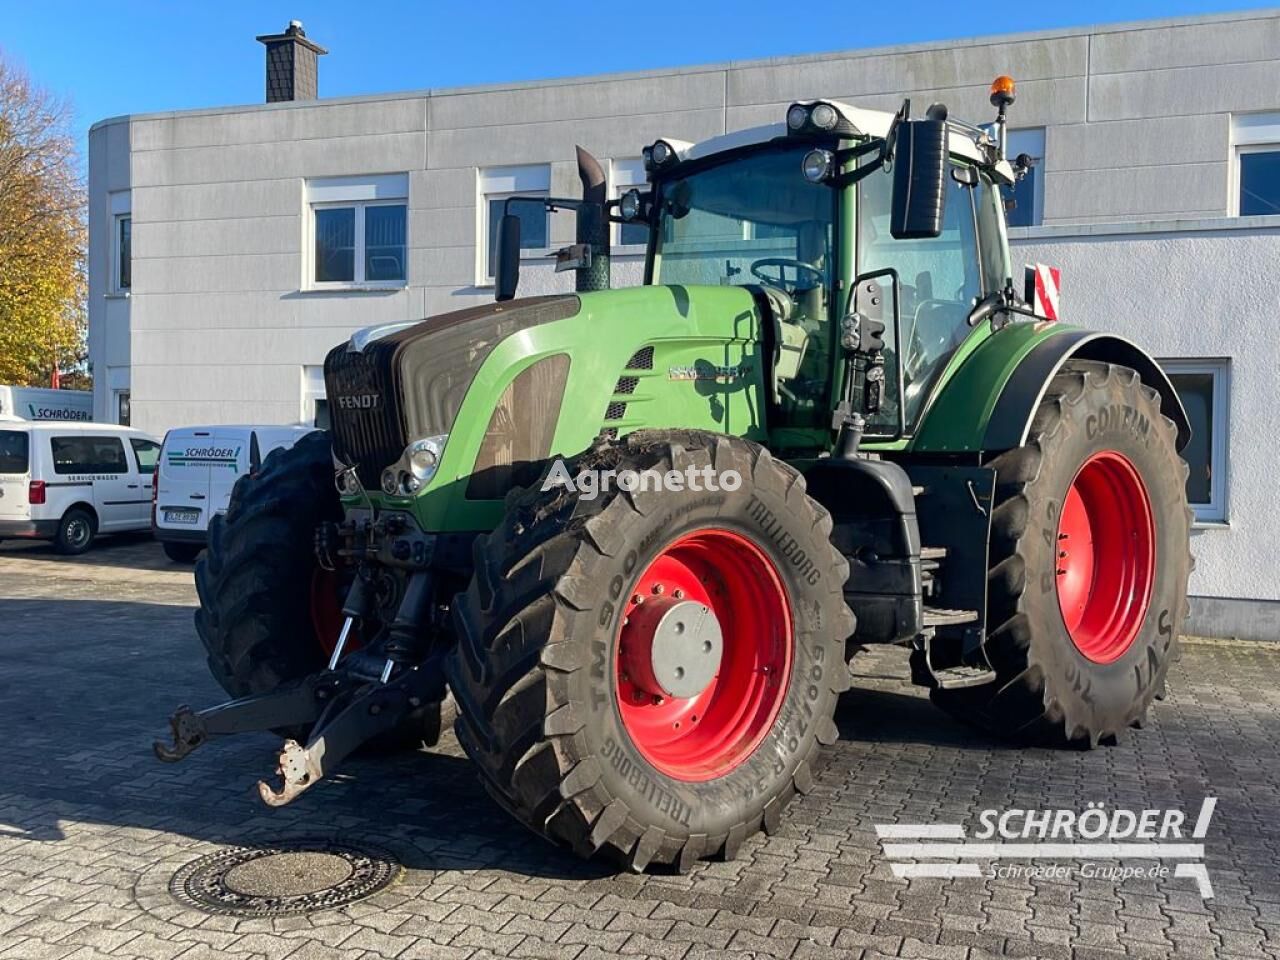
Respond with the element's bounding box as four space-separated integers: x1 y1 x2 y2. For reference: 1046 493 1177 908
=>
256 20 327 103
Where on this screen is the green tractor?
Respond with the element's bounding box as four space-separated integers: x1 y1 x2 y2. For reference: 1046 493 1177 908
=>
157 78 1192 871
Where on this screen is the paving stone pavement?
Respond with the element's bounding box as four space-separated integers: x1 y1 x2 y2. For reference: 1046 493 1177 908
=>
1 537 1279 960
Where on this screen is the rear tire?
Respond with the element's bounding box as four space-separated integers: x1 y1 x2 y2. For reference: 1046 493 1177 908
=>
163 541 203 564
55 508 96 555
445 431 854 869
932 361 1192 745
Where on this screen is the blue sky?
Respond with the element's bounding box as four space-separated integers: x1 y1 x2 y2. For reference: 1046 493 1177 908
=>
3 0 1270 154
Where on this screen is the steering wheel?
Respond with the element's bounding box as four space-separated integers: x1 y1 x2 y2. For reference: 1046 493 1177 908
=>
750 258 824 295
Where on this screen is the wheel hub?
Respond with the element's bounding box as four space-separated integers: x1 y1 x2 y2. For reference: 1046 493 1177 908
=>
614 528 793 782
622 597 723 699
1055 450 1156 664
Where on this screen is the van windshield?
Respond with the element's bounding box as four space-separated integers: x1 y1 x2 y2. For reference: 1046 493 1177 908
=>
0 431 28 474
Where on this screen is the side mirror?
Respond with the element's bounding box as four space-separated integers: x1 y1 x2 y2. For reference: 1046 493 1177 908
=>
890 119 948 240
494 213 521 302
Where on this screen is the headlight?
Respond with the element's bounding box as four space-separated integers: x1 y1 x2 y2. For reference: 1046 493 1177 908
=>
335 469 360 496
811 103 839 130
620 189 643 221
651 140 673 165
406 435 446 481
381 468 399 496
802 148 835 183
787 104 809 130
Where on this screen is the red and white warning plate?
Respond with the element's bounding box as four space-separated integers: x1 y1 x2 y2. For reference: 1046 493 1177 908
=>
1024 263 1061 321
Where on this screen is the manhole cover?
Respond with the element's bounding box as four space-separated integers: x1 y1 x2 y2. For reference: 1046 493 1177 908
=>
169 839 402 917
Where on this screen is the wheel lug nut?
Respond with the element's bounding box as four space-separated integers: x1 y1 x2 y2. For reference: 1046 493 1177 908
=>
673 589 684 599
652 584 664 595
652 695 663 705
631 594 643 605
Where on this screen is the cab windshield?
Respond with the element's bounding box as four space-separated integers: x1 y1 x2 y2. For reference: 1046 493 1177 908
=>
652 144 835 298
652 144 837 428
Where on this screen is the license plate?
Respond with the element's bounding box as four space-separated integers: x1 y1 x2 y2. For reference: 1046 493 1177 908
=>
164 509 200 525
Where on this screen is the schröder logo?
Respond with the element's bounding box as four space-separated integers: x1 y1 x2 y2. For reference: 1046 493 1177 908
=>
540 457 742 501
877 798 1217 898
167 446 240 469
28 404 90 421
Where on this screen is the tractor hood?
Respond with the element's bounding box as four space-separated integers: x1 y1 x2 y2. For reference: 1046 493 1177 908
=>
325 283 768 527
325 295 582 487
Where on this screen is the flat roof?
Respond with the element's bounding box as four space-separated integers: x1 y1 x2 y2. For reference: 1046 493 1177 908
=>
90 7 1280 132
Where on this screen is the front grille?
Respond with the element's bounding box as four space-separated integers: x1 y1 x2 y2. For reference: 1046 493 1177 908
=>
325 295 581 492
324 344 406 489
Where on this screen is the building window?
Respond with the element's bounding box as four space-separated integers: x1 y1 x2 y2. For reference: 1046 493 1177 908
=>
478 165 550 283
115 215 131 290
116 391 131 426
109 191 131 293
611 158 649 248
1233 114 1280 215
306 174 408 288
1001 128 1045 228
1162 359 1229 523
302 365 328 428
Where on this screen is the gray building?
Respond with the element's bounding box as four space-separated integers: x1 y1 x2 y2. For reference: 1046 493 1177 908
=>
87 10 1280 636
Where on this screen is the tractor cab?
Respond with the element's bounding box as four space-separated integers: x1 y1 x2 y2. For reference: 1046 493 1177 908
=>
630 98 1017 447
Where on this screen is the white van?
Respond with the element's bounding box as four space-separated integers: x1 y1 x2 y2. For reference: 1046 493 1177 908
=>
153 425 315 562
0 422 162 554
0 385 93 422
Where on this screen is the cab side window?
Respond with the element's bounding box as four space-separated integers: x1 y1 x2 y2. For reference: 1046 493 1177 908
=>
858 162 984 431
51 436 129 475
130 438 160 475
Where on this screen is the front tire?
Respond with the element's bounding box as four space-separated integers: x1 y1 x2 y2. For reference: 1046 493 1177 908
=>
445 431 854 870
933 361 1192 745
194 431 341 704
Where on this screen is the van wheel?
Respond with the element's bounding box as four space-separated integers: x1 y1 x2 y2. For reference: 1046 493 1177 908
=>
55 508 96 555
163 541 203 563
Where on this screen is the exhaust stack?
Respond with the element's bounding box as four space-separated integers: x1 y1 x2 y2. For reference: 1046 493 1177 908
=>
574 146 610 292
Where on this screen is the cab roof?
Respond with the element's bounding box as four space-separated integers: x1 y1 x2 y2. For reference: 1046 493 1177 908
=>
665 99 1008 173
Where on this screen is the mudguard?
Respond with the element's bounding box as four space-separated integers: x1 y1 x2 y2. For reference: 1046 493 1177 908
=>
911 324 1191 455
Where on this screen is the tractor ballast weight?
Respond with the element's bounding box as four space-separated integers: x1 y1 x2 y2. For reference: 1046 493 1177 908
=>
160 83 1193 871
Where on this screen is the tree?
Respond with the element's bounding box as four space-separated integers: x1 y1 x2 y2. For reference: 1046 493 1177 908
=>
0 53 86 387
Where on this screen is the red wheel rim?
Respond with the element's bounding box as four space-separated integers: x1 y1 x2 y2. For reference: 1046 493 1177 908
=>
1055 451 1156 664
615 528 793 782
310 568 348 658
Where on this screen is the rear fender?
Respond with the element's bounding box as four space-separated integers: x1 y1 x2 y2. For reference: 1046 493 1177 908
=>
910 325 1191 455
983 332 1191 453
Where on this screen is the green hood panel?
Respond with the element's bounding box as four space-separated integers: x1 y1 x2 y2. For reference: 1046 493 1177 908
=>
380 285 769 532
